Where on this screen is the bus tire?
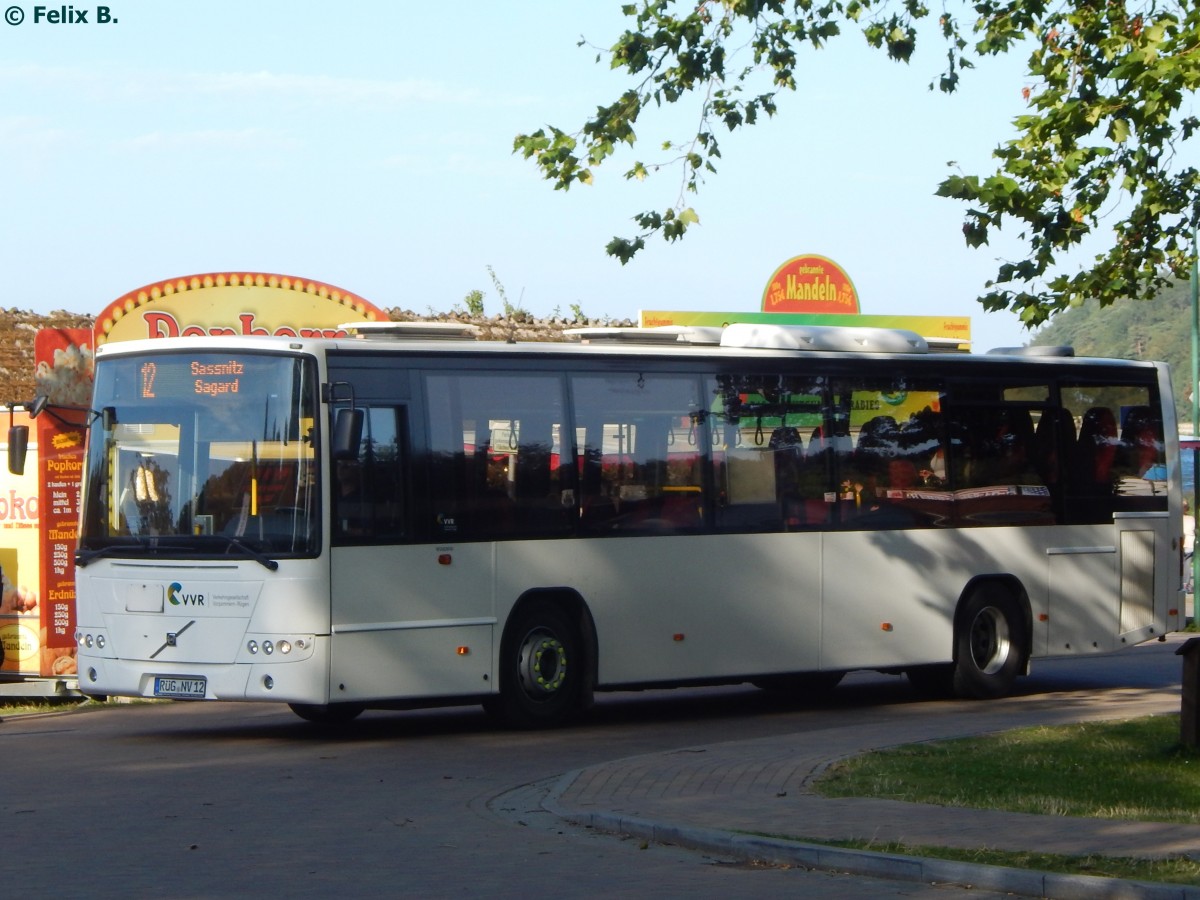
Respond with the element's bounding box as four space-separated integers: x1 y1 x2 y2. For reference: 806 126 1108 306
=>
493 601 582 729
951 585 1027 699
288 702 364 725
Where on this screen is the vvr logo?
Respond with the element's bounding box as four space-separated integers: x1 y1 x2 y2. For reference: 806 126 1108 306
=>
168 582 205 606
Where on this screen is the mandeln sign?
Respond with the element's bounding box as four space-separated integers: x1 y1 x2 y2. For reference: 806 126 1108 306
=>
762 255 859 315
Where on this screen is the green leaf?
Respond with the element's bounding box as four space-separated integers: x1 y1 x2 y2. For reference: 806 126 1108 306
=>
605 236 645 264
515 0 1200 328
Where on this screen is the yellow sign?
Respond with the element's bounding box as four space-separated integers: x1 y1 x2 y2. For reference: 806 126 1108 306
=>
762 255 859 314
95 272 387 345
0 621 39 670
640 310 971 344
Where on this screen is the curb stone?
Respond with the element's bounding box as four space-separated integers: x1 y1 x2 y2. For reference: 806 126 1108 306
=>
542 768 1200 900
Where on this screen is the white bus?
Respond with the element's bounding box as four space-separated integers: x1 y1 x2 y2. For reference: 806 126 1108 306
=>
66 323 1184 726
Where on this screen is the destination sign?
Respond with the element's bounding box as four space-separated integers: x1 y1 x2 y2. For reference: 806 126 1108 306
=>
138 358 247 400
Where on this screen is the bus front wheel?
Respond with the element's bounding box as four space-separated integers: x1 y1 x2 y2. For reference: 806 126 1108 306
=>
951 585 1027 699
491 601 582 729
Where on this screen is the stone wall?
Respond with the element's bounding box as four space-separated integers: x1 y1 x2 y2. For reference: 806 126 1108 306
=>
0 309 95 403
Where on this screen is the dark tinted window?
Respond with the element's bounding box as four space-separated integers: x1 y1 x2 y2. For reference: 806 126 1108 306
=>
427 372 572 540
332 406 407 543
573 373 707 534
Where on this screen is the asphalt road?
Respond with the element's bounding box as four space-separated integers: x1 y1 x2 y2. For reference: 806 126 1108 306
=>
2 638 1183 899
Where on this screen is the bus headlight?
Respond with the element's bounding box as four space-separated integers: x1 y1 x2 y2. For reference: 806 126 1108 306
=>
242 635 314 662
77 632 112 656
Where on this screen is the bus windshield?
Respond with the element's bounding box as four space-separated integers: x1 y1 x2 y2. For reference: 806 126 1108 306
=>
79 351 319 560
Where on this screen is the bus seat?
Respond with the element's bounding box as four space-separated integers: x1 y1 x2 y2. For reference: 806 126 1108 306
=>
578 494 619 532
1007 408 1035 450
1074 406 1118 492
1119 405 1162 477
886 458 918 489
856 416 899 454
853 415 899 482
769 426 804 496
1035 407 1076 485
1120 405 1158 438
807 426 826 456
781 495 831 528
999 407 1038 482
768 427 803 452
657 490 704 529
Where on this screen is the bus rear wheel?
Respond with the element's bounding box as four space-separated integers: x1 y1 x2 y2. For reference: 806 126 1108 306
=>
491 602 582 729
951 585 1027 699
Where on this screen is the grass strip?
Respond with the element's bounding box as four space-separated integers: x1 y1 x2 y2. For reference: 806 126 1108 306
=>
816 714 1200 824
794 714 1200 884
0 697 137 716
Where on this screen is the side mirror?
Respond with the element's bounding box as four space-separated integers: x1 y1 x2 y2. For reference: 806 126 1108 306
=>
28 396 49 418
7 425 29 476
331 408 363 461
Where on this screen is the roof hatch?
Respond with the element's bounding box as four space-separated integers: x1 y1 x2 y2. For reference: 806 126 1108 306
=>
338 321 481 340
719 323 929 354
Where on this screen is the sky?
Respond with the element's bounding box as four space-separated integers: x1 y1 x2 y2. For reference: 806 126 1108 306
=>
0 0 1048 351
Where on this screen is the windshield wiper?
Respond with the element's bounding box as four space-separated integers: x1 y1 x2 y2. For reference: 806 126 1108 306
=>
76 545 125 568
76 535 279 571
218 536 280 571
75 536 181 567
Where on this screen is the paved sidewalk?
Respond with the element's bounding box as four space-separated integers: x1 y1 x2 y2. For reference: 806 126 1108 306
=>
543 667 1199 899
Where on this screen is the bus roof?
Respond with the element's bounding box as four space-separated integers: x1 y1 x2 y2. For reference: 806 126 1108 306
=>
92 325 1162 372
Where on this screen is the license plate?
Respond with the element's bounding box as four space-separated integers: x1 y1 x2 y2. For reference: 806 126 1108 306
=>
153 676 207 699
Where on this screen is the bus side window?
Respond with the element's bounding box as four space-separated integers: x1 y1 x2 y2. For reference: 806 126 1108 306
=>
721 422 781 528
1073 406 1118 495
508 411 573 536
942 404 1051 527
963 407 1039 488
333 406 406 543
709 373 829 532
1117 405 1165 486
575 420 617 532
426 373 571 541
573 374 706 535
828 381 948 529
1033 407 1076 489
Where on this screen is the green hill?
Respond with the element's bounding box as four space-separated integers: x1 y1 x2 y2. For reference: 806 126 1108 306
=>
1031 279 1198 427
